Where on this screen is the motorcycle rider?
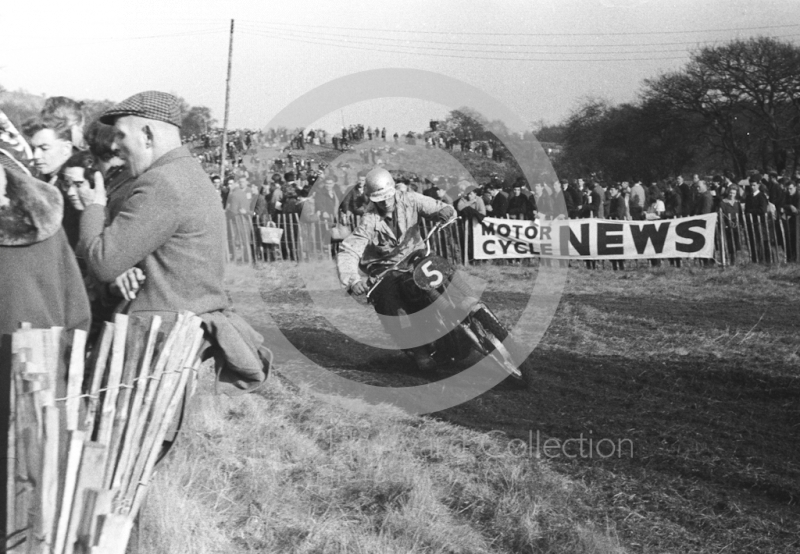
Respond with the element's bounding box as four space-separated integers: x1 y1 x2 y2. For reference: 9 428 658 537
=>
338 167 473 371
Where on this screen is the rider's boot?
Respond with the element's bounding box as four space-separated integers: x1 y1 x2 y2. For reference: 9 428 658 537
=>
404 346 436 372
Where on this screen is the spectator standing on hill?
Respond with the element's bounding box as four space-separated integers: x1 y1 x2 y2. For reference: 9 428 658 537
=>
268 179 284 221
573 180 586 217
618 181 632 219
767 172 784 215
559 180 577 218
254 183 269 219
341 172 368 221
223 176 250 257
22 115 81 249
607 185 626 270
315 176 341 222
42 96 87 150
745 178 769 216
590 181 605 218
644 191 667 267
647 182 660 209
85 121 136 223
59 148 125 337
423 184 454 206
664 181 682 219
677 175 693 217
784 181 800 217
314 176 342 255
80 91 269 394
585 180 605 269
486 182 509 218
744 178 771 262
210 175 222 202
534 182 553 218
552 180 566 216
481 186 493 209
233 178 250 213
455 185 486 221
579 180 592 217
692 181 715 265
629 179 646 220
240 178 257 215
784 181 800 261
59 151 97 214
456 185 486 263
720 186 742 264
692 180 714 216
507 182 532 220
220 176 233 206
0 164 91 549
663 179 682 267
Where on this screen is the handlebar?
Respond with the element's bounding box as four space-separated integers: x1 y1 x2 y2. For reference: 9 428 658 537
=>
363 216 459 300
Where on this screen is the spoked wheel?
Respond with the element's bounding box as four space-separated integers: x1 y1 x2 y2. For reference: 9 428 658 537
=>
483 333 526 385
464 304 529 388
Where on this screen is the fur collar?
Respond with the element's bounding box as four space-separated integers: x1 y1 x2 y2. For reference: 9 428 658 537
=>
0 166 63 246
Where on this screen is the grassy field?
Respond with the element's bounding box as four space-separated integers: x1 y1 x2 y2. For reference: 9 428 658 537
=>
139 372 624 553
137 260 800 553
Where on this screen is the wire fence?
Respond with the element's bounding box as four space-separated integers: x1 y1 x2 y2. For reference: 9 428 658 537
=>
226 210 800 268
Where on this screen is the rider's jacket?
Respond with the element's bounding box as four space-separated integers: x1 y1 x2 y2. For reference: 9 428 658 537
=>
337 190 456 287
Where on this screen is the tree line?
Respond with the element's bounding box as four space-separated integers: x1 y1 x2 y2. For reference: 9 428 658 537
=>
540 36 800 182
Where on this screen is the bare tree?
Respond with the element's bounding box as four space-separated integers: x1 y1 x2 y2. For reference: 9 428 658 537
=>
644 37 800 176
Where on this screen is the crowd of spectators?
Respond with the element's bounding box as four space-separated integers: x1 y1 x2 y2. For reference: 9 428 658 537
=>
447 171 800 266
207 124 800 267
1 91 277 551
135 112 800 269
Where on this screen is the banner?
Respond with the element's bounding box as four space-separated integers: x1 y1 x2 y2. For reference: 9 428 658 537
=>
473 214 718 260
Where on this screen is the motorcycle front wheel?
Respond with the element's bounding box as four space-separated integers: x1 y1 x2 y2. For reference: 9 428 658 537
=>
465 305 531 389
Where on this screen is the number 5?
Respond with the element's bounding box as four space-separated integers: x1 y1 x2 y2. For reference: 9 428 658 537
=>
421 261 443 287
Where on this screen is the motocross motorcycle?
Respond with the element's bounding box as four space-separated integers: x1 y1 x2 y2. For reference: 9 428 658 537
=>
364 219 530 388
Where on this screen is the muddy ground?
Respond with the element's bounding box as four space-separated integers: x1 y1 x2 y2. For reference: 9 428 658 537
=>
229 261 800 554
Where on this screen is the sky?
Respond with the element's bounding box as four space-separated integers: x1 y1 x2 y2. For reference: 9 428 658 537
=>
2 0 799 135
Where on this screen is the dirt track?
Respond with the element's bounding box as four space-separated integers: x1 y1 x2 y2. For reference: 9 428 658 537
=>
229 144 800 552
230 264 800 554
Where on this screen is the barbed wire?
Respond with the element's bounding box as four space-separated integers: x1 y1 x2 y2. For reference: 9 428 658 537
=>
52 366 197 403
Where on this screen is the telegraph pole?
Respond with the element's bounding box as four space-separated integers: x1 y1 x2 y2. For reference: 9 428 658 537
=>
220 19 234 183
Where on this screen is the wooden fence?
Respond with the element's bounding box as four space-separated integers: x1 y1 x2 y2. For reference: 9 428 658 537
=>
721 211 800 265
226 210 800 268
226 213 466 265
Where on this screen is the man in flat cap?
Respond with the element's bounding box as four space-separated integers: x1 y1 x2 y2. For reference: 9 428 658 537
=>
79 91 268 394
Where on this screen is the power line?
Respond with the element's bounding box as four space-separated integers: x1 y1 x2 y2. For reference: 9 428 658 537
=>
238 26 692 55
238 28 689 62
238 23 794 55
237 19 800 37
238 21 800 49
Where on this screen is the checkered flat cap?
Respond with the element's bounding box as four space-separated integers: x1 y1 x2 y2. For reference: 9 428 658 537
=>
99 91 182 127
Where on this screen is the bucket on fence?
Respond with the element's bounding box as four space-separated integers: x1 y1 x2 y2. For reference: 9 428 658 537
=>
259 222 284 245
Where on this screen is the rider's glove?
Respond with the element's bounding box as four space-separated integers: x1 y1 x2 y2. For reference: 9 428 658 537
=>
350 279 368 296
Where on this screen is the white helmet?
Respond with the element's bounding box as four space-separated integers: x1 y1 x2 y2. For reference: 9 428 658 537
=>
365 167 396 202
